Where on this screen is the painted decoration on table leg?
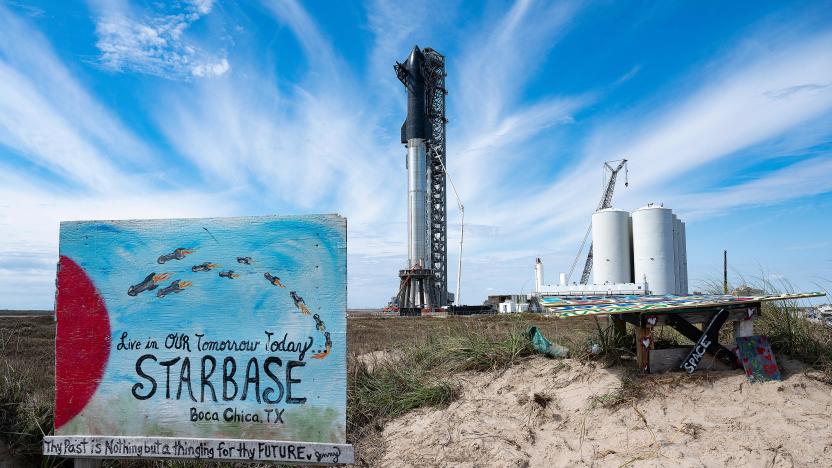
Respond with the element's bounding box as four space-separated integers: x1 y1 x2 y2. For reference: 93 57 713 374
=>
736 335 781 382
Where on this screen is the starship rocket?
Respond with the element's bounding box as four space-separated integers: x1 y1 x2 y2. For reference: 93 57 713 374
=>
398 46 431 270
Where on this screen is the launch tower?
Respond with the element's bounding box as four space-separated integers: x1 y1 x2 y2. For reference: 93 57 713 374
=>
393 46 449 309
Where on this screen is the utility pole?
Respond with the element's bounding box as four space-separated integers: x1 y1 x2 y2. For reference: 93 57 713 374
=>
723 250 728 294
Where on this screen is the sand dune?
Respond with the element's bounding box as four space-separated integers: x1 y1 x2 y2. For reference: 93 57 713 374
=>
371 357 831 467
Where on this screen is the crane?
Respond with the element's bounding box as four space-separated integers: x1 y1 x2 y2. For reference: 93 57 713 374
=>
567 159 629 284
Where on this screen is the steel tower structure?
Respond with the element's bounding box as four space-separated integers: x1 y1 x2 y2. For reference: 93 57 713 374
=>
422 47 449 306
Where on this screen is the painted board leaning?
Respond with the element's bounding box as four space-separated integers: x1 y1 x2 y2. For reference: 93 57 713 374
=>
44 214 353 464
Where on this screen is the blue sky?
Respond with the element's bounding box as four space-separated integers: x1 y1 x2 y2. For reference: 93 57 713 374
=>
0 0 831 309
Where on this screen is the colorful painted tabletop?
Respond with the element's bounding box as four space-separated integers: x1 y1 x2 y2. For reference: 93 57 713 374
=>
541 292 826 318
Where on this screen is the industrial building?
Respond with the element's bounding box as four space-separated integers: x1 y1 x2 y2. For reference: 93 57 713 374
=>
537 203 689 297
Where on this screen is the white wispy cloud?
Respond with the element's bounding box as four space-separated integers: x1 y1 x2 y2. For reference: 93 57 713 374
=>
0 5 156 179
0 62 127 190
260 0 336 77
150 0 412 304
91 0 229 79
672 156 832 219
0 4 235 308
451 0 588 205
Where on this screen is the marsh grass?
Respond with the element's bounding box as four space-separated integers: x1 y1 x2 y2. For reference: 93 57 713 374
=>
580 317 637 366
0 317 56 466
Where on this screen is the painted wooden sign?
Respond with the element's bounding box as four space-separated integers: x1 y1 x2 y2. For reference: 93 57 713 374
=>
43 215 352 464
736 335 781 383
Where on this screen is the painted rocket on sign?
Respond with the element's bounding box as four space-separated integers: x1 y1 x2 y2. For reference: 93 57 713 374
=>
127 273 170 296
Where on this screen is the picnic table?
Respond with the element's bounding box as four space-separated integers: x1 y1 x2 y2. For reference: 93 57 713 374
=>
540 292 824 373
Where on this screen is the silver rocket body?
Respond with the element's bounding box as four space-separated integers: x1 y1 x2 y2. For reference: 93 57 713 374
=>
407 138 428 268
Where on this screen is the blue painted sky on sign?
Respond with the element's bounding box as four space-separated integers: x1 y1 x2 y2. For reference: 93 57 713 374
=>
0 0 831 308
58 216 346 438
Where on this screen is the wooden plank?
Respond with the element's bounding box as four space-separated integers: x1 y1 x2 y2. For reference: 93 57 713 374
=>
648 348 733 374
44 436 353 465
679 308 729 373
581 306 757 327
666 314 737 367
618 313 640 326
51 215 351 463
653 305 757 326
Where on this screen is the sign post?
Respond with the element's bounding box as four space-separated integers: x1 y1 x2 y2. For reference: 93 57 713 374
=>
44 215 353 464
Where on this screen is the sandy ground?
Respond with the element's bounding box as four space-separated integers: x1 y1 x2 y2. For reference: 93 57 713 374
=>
368 356 832 467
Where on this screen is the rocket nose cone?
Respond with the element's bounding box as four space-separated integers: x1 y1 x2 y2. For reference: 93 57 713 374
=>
406 45 423 69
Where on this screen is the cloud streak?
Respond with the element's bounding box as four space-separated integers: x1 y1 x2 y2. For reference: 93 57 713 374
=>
0 5 157 185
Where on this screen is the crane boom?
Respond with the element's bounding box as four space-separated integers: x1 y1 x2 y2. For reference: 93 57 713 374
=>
577 159 628 285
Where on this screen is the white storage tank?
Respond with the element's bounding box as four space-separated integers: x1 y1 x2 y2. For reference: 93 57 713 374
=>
673 214 682 294
592 208 633 284
632 204 676 295
680 221 688 294
534 258 544 293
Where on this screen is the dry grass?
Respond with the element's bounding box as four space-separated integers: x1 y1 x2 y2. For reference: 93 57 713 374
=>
0 316 55 466
347 313 598 355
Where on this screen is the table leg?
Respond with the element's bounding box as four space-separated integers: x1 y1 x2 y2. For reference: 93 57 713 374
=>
732 305 757 339
636 318 655 373
611 316 626 341
679 308 729 373
666 313 737 367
